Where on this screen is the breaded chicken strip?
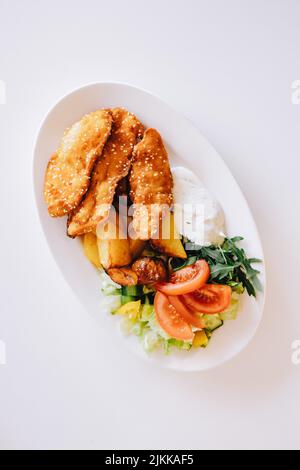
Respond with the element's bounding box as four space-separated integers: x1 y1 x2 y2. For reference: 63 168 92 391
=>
129 128 173 240
44 109 112 217
67 108 144 237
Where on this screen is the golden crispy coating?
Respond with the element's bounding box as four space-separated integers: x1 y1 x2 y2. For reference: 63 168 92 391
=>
67 108 144 237
44 109 112 217
113 176 129 212
129 128 173 240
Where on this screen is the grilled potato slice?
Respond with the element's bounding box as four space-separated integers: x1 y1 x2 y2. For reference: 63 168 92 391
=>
150 213 187 259
83 233 102 269
98 238 132 270
107 268 138 286
129 238 147 260
97 212 147 269
97 214 132 270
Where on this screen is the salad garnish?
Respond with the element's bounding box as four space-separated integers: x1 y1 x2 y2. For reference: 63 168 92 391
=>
170 237 262 297
101 236 262 354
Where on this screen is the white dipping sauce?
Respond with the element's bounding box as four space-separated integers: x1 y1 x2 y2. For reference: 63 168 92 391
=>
172 166 226 246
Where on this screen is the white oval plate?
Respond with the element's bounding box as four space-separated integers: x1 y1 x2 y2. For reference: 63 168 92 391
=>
33 82 265 371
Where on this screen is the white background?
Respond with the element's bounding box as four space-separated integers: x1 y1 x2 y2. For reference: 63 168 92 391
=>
0 0 300 450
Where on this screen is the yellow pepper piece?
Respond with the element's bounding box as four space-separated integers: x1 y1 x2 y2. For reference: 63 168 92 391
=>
193 330 209 348
115 300 141 320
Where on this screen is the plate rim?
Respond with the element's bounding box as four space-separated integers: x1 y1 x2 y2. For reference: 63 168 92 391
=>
33 81 267 371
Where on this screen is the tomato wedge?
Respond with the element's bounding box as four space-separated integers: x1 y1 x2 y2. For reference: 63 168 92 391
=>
154 292 194 341
168 295 205 329
182 284 232 314
156 260 210 296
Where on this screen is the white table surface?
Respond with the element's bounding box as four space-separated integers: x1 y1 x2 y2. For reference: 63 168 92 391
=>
1 0 300 450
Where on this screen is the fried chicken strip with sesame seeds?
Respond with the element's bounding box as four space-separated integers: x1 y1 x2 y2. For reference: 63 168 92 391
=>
67 108 144 237
44 109 112 217
129 128 173 240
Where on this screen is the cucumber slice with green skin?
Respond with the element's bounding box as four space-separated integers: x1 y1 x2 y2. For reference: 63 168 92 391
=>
121 295 137 305
202 314 224 332
145 292 155 305
121 285 143 297
144 294 156 306
205 330 212 340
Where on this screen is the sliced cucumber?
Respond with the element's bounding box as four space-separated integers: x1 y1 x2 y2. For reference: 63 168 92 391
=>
145 292 155 305
202 314 223 332
121 285 143 297
121 295 136 305
205 330 212 340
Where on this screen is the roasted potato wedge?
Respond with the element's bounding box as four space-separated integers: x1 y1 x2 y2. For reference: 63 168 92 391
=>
129 238 147 260
97 212 147 269
97 214 132 270
83 232 102 269
98 238 132 270
150 213 187 259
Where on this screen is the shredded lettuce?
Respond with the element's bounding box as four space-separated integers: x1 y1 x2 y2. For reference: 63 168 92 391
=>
102 285 121 296
140 303 154 321
100 271 121 295
108 280 240 354
220 293 240 321
163 338 192 354
117 293 241 353
227 281 245 295
119 307 192 354
98 271 121 313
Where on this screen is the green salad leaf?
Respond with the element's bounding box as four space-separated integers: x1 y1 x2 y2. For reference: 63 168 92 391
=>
170 237 262 297
103 236 262 354
119 305 193 354
219 293 240 321
117 293 242 353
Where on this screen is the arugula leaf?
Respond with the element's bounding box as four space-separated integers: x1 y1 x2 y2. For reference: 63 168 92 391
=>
170 237 262 297
248 258 262 264
210 263 239 280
